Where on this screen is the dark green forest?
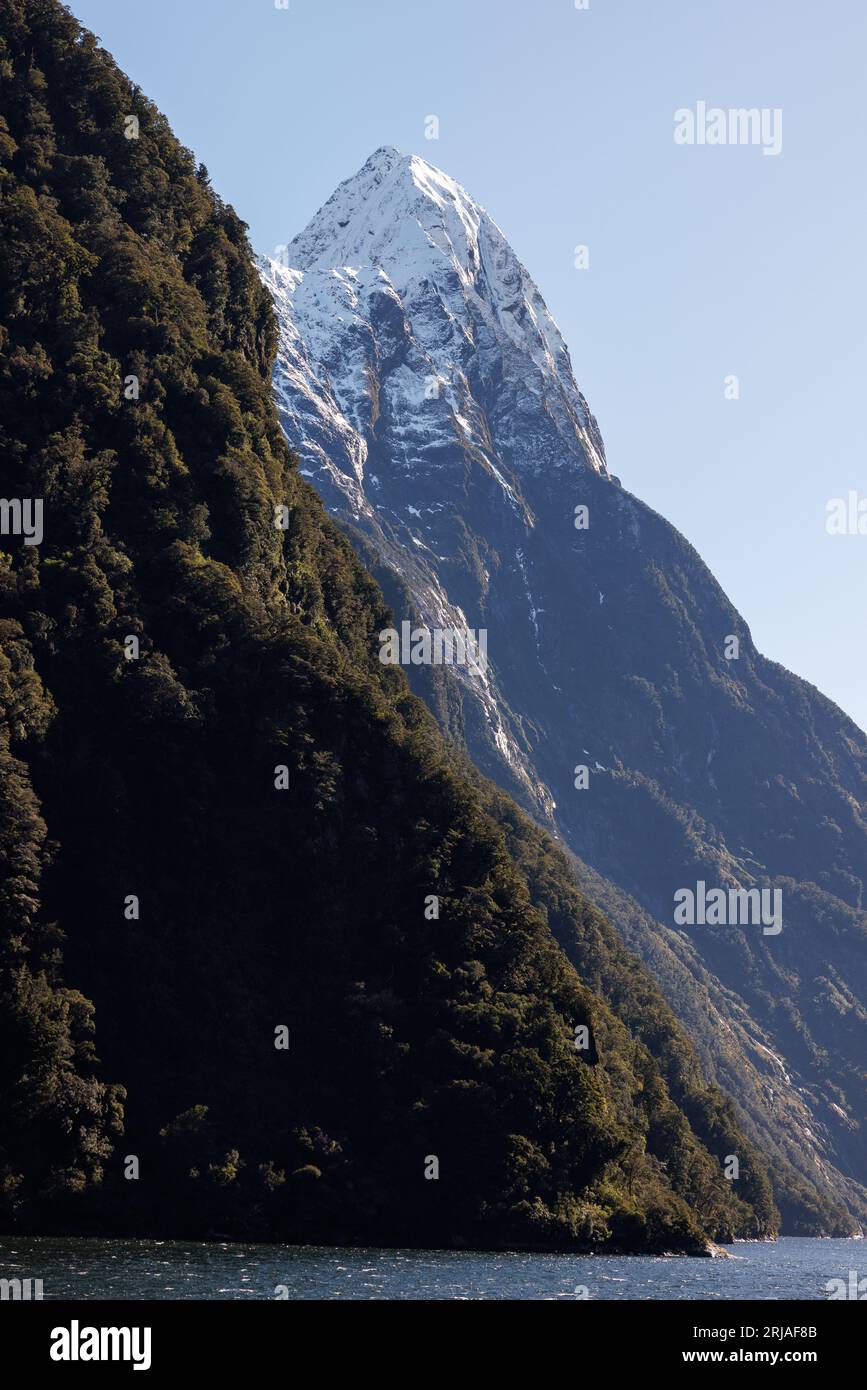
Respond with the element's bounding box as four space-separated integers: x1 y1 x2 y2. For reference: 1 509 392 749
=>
0 0 780 1250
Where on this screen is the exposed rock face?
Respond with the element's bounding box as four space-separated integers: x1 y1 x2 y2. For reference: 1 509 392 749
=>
262 147 867 1230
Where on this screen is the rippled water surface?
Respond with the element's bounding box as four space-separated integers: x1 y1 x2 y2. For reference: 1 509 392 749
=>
1 1235 863 1300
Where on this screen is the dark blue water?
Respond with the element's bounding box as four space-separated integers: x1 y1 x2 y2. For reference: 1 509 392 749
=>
1 1236 863 1300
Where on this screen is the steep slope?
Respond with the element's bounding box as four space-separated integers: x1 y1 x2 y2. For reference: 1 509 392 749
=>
262 148 867 1232
0 0 777 1251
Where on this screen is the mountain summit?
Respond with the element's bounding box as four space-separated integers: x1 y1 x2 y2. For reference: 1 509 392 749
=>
266 146 606 504
262 150 867 1233
260 147 608 814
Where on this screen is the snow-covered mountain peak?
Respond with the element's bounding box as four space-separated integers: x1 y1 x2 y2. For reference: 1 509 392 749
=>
288 147 486 288
266 147 609 486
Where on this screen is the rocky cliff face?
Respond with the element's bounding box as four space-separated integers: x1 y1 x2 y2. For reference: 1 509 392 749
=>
262 147 867 1231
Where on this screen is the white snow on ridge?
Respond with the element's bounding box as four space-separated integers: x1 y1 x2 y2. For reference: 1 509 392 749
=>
260 146 608 488
257 146 602 829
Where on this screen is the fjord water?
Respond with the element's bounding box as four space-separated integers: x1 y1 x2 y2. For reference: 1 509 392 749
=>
1 1237 862 1301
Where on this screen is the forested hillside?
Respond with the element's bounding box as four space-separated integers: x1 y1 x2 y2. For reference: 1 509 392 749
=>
0 0 776 1250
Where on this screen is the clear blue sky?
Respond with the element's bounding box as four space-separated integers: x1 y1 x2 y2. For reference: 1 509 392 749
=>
70 0 867 732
